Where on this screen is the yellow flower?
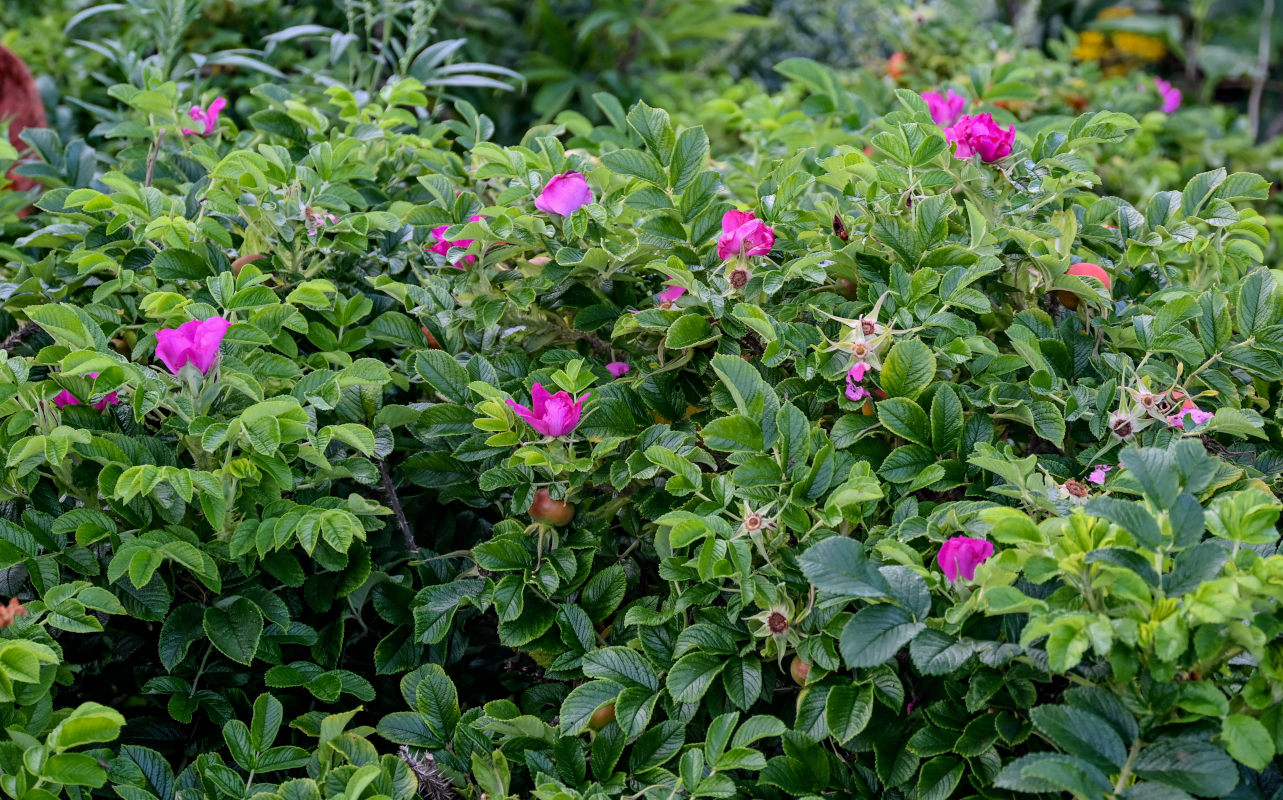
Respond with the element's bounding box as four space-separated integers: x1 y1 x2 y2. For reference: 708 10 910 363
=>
1113 31 1167 61
1073 30 1109 61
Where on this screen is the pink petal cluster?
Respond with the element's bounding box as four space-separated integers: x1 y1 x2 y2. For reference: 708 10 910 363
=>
657 284 686 306
937 536 994 583
944 113 1015 162
53 373 119 411
430 214 486 268
845 362 869 402
182 97 226 136
155 316 231 376
535 171 593 216
1155 77 1182 114
716 210 775 260
605 362 631 378
923 89 966 127
1168 404 1213 429
506 383 588 438
1087 465 1113 485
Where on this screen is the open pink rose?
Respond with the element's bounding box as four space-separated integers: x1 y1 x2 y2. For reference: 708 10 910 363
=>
1087 465 1113 485
155 316 231 376
535 171 593 216
717 210 775 260
923 89 966 126
605 362 630 378
182 97 226 136
944 114 1015 162
506 383 588 438
1155 77 1181 114
1168 404 1213 429
52 373 119 411
430 214 486 267
937 536 994 583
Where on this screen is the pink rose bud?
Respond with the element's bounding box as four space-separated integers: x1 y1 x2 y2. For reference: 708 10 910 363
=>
506 382 589 438
923 89 966 127
605 362 631 378
429 214 486 268
944 113 1015 162
52 373 119 411
1155 77 1182 114
182 97 227 136
155 316 232 376
1087 465 1113 485
535 171 593 216
717 209 775 260
937 536 994 583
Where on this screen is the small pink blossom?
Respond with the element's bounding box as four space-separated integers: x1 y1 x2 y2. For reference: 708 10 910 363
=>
430 214 486 267
605 362 630 378
657 283 686 308
535 171 593 216
937 536 994 583
155 316 231 376
1168 405 1213 429
845 382 868 402
716 210 775 260
849 362 869 382
1155 77 1182 114
305 207 339 236
506 383 588 438
944 113 1015 162
182 97 226 136
1087 465 1113 485
52 373 119 411
923 89 966 127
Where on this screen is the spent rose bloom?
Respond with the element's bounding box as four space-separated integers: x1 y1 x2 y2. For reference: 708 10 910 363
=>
717 210 775 260
1087 465 1113 485
506 383 589 438
944 113 1015 162
52 372 120 411
1168 404 1213 429
605 361 631 378
182 97 226 136
937 537 995 583
155 316 232 376
1155 77 1182 114
923 89 966 127
535 171 593 216
430 214 486 267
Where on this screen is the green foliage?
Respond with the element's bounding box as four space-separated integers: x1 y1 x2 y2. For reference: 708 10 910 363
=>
0 2 1282 799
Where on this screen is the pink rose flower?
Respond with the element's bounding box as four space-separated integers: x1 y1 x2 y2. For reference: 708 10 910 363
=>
430 214 486 267
845 382 868 402
155 316 232 376
937 536 994 583
657 284 686 307
944 114 1015 162
717 210 775 260
1168 404 1213 429
506 382 589 438
923 89 966 127
1155 77 1181 114
52 373 119 411
182 97 226 136
535 171 593 216
605 362 630 378
1087 465 1113 485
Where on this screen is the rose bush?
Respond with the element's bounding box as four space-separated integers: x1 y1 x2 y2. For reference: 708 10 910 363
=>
1 18 1283 800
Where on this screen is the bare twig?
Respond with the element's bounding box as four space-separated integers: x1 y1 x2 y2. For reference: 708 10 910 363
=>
1248 0 1275 141
378 460 417 553
144 129 164 188
0 322 39 352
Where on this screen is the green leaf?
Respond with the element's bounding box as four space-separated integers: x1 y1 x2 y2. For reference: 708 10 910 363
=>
916 756 964 800
876 398 930 447
996 753 1113 797
666 314 718 349
930 384 963 455
1133 737 1238 797
701 415 764 451
416 350 470 404
560 680 622 735
839 605 924 668
880 339 936 400
47 702 125 751
582 648 660 692
669 126 710 192
799 537 889 599
1084 497 1161 550
1221 715 1274 771
202 598 265 666
1029 705 1127 773
601 148 667 188
666 652 726 704
824 683 874 744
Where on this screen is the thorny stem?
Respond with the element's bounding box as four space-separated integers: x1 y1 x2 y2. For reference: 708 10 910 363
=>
378 460 417 553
